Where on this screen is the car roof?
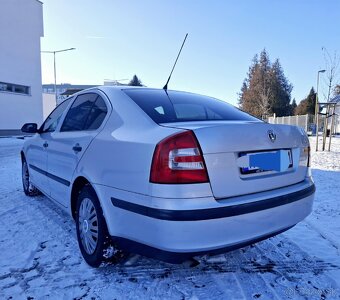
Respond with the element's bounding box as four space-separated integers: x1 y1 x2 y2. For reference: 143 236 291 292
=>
72 85 201 98
97 85 169 92
67 85 229 105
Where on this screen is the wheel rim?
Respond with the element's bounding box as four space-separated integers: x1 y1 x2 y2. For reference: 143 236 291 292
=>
78 197 99 255
22 161 30 191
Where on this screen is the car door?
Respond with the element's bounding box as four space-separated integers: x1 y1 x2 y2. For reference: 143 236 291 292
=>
27 98 72 195
45 92 109 207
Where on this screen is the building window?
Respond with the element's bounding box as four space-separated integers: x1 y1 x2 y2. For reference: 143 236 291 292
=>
0 81 30 95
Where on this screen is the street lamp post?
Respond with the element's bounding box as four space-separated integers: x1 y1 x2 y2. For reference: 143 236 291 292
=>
315 69 326 151
41 48 76 105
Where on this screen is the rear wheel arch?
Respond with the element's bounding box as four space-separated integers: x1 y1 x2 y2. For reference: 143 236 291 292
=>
20 151 25 162
71 176 91 219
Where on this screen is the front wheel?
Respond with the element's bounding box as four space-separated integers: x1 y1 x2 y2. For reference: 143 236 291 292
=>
22 158 40 196
76 185 118 267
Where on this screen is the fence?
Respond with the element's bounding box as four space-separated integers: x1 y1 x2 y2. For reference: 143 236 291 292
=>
267 114 314 132
267 114 340 135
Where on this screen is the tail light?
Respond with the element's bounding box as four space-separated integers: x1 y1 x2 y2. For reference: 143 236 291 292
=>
150 131 209 184
300 146 311 167
307 146 311 167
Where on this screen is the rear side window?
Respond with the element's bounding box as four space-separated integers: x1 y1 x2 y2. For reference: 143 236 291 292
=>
84 96 108 130
60 93 108 132
61 93 97 132
123 89 259 123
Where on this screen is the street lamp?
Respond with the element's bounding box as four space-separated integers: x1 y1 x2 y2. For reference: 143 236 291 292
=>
315 69 326 151
41 48 76 105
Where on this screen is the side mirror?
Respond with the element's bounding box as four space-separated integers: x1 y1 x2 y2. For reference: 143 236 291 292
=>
21 123 38 134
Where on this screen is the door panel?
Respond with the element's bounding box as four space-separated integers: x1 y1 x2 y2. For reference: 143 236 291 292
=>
26 135 48 194
46 131 97 207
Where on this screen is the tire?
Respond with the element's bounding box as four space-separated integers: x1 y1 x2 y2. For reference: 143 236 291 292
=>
22 158 40 196
76 185 117 268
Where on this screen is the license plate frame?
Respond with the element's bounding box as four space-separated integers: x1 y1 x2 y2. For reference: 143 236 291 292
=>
239 149 293 175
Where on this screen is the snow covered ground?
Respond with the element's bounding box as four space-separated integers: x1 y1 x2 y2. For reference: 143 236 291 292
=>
0 136 339 300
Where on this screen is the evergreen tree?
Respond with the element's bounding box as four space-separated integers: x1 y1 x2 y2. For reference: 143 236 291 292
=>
294 87 316 115
305 87 316 114
270 59 293 116
257 49 272 116
128 75 143 86
238 81 247 107
291 98 297 115
239 49 293 118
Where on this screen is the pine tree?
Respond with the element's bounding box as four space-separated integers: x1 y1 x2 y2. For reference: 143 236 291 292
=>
294 87 316 115
270 59 293 116
239 49 293 118
128 75 143 86
238 51 269 117
305 87 316 114
290 98 297 115
238 81 247 107
257 49 272 116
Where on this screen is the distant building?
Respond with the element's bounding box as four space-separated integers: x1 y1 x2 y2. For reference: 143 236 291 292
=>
0 0 44 135
43 80 127 105
42 84 97 105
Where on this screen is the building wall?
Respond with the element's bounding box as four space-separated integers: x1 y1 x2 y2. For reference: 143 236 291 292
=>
42 93 56 120
0 0 44 132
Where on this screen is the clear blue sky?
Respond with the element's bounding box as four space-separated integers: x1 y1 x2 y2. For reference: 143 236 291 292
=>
41 0 340 105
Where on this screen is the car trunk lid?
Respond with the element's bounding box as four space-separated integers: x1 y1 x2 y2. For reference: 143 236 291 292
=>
160 121 308 198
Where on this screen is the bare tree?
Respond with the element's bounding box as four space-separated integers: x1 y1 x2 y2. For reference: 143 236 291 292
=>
321 48 340 102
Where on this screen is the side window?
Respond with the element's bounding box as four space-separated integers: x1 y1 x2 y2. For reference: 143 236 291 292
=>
60 93 98 132
40 98 72 133
84 96 108 130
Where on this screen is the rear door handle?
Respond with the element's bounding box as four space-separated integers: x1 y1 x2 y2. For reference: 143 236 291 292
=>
72 144 82 153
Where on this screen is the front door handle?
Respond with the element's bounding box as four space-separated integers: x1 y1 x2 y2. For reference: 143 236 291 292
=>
72 144 82 153
43 142 48 148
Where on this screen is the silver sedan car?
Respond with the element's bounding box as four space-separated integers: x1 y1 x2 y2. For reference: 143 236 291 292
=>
21 86 315 267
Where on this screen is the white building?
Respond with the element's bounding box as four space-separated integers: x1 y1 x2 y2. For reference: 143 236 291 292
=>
0 0 44 135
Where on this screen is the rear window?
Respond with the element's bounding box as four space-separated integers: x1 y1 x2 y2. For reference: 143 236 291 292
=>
123 89 259 123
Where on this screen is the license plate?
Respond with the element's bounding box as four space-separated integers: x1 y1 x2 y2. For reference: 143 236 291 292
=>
238 150 293 174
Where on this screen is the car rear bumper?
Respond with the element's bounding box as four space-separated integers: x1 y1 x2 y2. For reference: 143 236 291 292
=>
112 225 295 263
94 179 315 263
110 184 314 221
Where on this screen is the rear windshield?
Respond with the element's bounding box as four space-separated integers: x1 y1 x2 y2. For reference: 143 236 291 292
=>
123 89 259 123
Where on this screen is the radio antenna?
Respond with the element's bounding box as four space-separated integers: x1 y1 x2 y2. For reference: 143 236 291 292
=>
163 33 188 90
